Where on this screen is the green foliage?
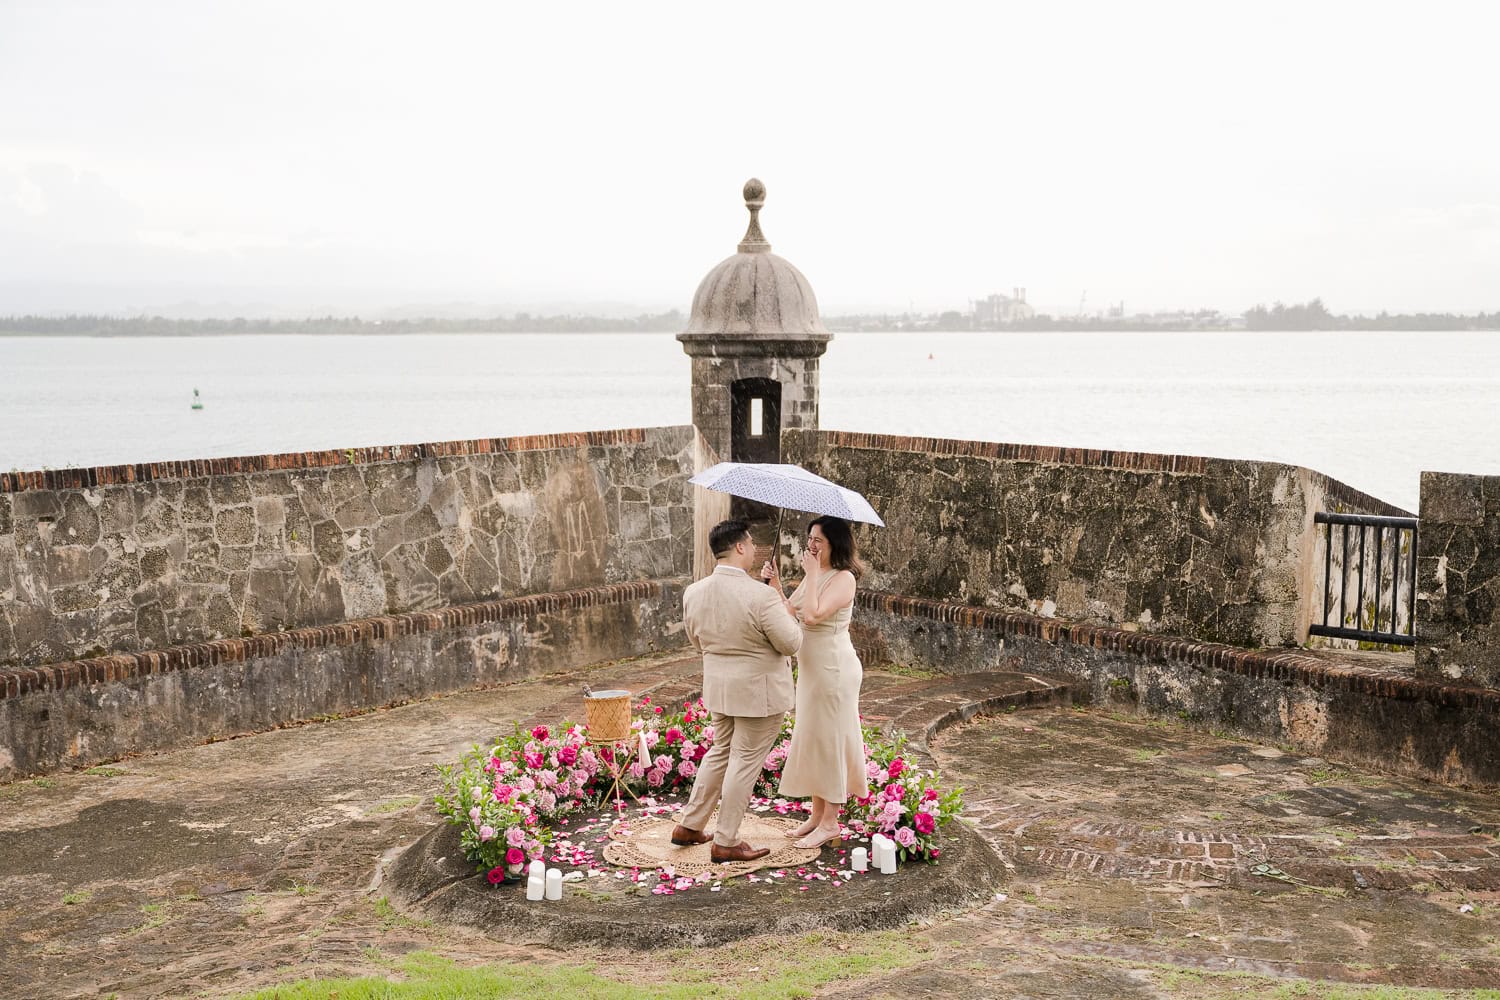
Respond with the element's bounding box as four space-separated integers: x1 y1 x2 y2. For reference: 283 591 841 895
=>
234 934 923 1000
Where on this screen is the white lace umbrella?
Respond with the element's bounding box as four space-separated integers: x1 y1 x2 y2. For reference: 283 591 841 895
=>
689 462 885 526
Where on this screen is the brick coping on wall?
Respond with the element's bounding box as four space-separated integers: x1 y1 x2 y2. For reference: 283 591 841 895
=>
0 580 678 702
856 590 1499 712
0 426 688 493
815 429 1412 517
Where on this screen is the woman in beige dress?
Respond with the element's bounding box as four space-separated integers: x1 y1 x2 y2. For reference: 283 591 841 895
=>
762 515 869 850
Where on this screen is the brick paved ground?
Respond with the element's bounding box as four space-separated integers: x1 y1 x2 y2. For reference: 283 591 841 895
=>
2 651 1498 998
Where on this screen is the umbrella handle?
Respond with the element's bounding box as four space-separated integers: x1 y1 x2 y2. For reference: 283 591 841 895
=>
767 507 788 598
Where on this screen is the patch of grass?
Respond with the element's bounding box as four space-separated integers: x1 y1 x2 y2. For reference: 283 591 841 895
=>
371 895 429 930
1132 748 1163 762
31 777 56 789
62 890 91 905
127 900 172 935
369 795 422 815
1307 766 1354 785
235 933 926 1000
84 766 128 777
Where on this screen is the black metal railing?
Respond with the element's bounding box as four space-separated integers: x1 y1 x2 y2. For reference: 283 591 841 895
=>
1309 512 1418 647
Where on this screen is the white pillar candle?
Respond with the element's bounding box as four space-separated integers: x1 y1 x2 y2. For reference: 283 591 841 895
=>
545 868 563 901
526 876 545 901
528 859 545 880
850 847 868 872
879 841 898 874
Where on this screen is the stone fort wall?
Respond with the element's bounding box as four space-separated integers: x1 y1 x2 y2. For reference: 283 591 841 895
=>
1417 471 1500 688
784 428 1406 649
0 426 696 669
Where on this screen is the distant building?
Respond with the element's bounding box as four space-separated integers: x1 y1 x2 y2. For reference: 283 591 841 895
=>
972 288 1035 326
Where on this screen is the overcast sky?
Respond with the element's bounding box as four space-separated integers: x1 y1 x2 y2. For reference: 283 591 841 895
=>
3 1 1498 318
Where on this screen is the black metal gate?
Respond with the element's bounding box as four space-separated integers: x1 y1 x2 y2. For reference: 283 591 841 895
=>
1308 512 1418 647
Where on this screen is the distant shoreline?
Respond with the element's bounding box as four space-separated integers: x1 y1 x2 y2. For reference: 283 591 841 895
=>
3 326 1499 337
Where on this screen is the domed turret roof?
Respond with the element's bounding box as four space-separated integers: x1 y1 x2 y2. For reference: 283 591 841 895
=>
680 179 831 341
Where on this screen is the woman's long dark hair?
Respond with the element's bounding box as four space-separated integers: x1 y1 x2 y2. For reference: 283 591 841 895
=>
808 515 865 580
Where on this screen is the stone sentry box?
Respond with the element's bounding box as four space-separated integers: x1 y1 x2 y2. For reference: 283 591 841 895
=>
677 178 830 525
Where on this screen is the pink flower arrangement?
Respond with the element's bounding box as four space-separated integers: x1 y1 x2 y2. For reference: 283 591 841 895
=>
437 697 963 887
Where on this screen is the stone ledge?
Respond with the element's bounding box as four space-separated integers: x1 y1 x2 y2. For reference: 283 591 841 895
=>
0 425 668 493
0 580 678 703
856 590 1500 711
814 428 1410 515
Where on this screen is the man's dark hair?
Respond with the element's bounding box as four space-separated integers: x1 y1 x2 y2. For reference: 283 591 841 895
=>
709 519 751 558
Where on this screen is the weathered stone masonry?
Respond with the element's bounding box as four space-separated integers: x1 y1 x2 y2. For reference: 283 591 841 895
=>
0 581 683 780
1417 471 1500 688
0 426 696 669
853 590 1500 787
784 428 1405 649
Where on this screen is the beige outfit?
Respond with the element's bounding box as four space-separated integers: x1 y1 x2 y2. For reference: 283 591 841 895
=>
679 564 803 847
777 572 869 804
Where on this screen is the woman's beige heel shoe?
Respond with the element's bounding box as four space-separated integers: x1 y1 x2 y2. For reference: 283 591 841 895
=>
794 828 843 850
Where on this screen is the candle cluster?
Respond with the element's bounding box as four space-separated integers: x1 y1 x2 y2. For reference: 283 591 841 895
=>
526 859 566 901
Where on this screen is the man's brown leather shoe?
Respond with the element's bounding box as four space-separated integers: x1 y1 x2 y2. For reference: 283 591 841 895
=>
670 824 712 847
710 841 771 863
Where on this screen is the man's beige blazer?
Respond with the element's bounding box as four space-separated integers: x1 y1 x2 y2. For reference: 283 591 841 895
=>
682 564 802 718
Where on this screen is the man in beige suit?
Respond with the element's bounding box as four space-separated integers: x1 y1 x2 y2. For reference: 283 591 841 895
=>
672 518 803 863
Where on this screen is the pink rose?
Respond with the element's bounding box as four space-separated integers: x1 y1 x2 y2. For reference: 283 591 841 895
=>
492 784 513 802
914 812 936 835
894 827 917 848
665 727 683 745
524 751 544 768
506 826 527 847
468 806 481 824
922 788 939 802
655 754 673 772
506 846 525 865
478 825 496 842
487 867 505 885
558 745 579 767
531 726 549 741
677 760 697 778
647 769 665 787
628 762 647 778
888 758 906 780
866 760 883 779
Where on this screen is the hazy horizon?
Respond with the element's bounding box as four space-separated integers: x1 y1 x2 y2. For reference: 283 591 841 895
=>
4 2 1499 319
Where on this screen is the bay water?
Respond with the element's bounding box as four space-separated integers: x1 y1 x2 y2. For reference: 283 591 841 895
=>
2 330 1496 513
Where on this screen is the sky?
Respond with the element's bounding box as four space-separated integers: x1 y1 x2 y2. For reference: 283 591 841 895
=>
2 1 1499 318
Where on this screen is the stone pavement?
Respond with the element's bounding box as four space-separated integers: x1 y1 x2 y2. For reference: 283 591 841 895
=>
2 650 1499 998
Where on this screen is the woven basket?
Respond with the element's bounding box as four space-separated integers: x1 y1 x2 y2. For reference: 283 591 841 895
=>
584 690 633 742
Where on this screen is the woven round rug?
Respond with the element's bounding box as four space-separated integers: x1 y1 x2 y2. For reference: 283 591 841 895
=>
602 813 823 878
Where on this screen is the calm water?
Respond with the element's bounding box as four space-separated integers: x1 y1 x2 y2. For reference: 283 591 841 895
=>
2 331 1497 512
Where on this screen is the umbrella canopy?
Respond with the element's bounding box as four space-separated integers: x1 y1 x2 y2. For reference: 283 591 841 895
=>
689 462 885 527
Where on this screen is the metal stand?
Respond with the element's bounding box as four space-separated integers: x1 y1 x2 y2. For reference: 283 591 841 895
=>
588 736 643 812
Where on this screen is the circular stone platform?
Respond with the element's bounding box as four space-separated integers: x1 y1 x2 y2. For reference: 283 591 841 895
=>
385 807 1006 949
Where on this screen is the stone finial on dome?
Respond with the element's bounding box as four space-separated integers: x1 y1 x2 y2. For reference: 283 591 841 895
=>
737 177 771 254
